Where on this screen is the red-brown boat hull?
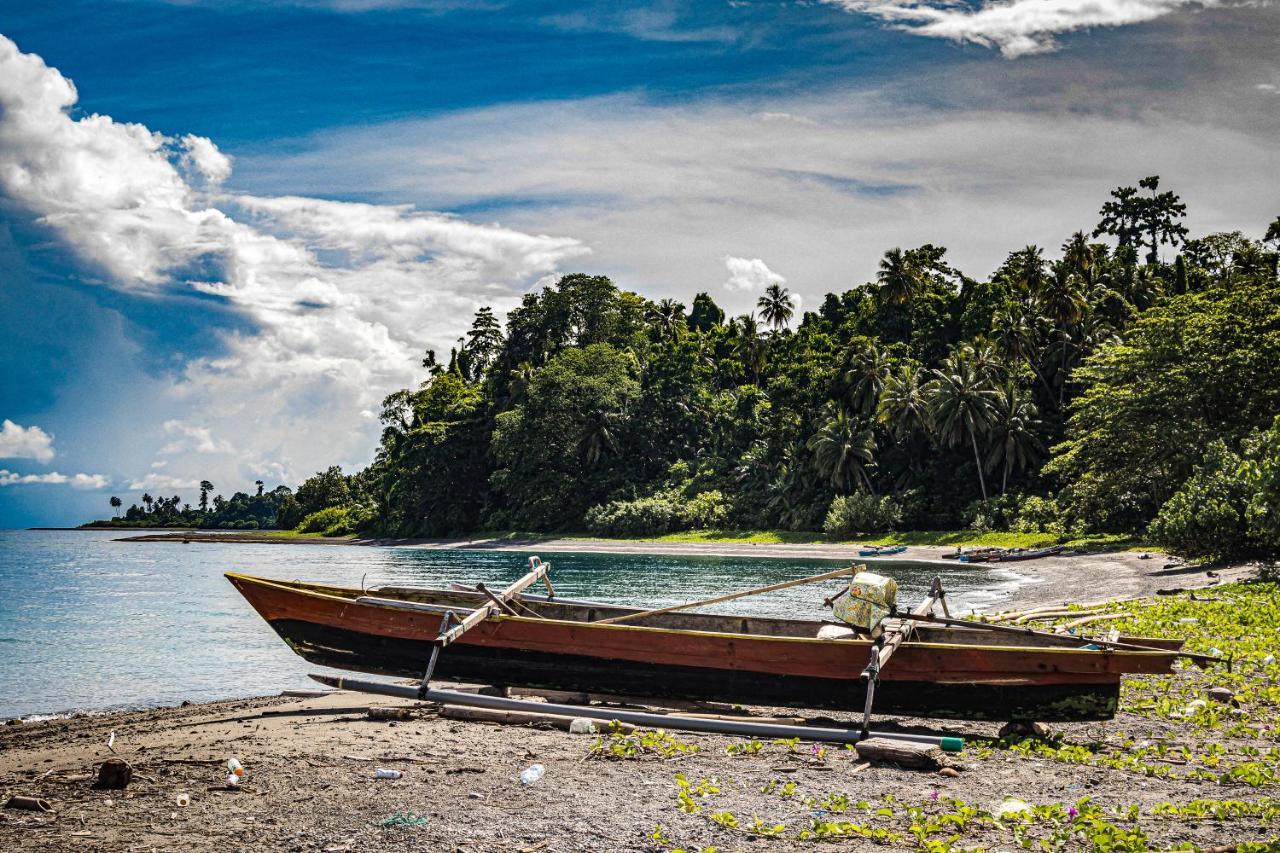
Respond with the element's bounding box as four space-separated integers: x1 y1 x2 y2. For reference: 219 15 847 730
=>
227 573 1177 721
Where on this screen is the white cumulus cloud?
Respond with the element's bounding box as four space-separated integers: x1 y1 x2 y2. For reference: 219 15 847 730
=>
125 473 201 492
0 420 55 463
723 256 786 292
0 470 109 489
822 0 1224 57
159 420 235 456
0 34 589 495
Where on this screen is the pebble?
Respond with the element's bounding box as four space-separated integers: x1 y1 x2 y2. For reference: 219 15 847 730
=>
1206 687 1235 705
936 767 960 777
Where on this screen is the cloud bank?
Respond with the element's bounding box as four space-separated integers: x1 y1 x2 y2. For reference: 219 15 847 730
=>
0 470 109 489
822 0 1224 57
0 34 587 494
723 256 785 292
0 420 55 463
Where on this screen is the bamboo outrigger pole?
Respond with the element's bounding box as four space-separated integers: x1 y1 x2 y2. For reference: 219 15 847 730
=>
594 565 858 625
896 611 1223 666
308 673 965 752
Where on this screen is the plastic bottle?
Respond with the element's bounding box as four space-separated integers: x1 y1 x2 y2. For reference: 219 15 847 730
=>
568 718 597 735
519 763 545 785
374 768 403 780
227 758 244 778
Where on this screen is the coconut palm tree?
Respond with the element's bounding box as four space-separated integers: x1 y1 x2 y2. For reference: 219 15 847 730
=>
985 383 1044 494
876 248 920 305
646 298 686 340
735 315 767 383
806 406 876 493
876 363 931 441
141 493 153 514
926 350 999 500
844 342 891 416
578 410 621 466
109 496 122 518
757 283 795 332
1037 266 1088 410
199 480 214 512
992 305 1055 402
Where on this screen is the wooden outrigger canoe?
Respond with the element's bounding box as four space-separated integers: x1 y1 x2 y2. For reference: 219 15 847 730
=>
226 572 1182 722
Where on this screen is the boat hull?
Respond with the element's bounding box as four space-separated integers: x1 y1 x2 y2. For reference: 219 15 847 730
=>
228 573 1176 722
268 615 1119 721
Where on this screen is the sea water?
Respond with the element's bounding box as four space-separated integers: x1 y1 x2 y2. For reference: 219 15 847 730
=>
0 529 1023 719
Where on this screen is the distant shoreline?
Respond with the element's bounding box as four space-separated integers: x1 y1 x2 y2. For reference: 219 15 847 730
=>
97 528 1253 609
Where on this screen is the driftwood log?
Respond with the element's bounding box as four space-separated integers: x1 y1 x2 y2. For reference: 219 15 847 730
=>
4 795 53 812
366 706 415 721
854 737 948 771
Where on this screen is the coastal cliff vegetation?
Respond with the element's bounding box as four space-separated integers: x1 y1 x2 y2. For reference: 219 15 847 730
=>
93 179 1280 562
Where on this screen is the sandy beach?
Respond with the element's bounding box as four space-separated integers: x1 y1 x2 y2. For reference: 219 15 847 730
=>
5 536 1270 851
3 658 1276 852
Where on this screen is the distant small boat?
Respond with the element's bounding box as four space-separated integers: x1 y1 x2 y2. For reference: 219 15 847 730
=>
858 545 907 557
956 548 1004 563
994 545 1066 563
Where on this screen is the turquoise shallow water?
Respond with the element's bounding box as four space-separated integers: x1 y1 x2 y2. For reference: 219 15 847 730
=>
0 529 1021 719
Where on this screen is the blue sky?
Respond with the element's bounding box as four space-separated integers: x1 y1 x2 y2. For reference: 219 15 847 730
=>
1 0 1277 527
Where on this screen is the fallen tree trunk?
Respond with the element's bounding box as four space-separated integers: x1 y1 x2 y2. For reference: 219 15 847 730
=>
854 737 948 771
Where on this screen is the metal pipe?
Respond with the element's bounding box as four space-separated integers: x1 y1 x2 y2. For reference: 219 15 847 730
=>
309 673 964 752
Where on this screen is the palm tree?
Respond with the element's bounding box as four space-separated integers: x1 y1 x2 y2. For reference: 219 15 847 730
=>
757 283 795 332
1037 266 1088 410
991 305 1055 401
141 493 153 514
255 480 264 497
806 406 876 493
109 496 122 518
957 340 1005 384
844 342 891 417
926 350 999 500
985 383 1044 493
199 481 214 512
646 298 685 340
578 410 621 466
1061 231 1095 283
735 315 767 382
876 248 919 305
876 363 931 441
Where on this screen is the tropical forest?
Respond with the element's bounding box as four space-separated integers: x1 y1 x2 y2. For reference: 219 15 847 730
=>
95 178 1280 564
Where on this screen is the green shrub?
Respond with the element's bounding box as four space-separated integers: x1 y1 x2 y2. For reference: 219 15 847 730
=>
1241 417 1280 556
1150 419 1280 562
823 493 902 537
682 490 728 529
1147 441 1253 560
964 494 1022 532
584 489 729 537
296 505 370 536
1011 495 1069 535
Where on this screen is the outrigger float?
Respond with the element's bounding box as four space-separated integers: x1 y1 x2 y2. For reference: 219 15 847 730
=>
227 559 1199 733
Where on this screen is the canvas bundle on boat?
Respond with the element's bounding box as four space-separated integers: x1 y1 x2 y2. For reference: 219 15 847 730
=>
833 571 898 636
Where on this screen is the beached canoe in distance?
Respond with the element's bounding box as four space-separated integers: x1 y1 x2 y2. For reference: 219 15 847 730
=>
226 572 1182 723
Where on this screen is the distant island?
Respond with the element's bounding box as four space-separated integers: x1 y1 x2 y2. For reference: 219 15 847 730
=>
90 177 1280 566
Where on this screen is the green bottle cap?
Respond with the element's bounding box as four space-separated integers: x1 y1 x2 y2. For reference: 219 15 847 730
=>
940 737 964 753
